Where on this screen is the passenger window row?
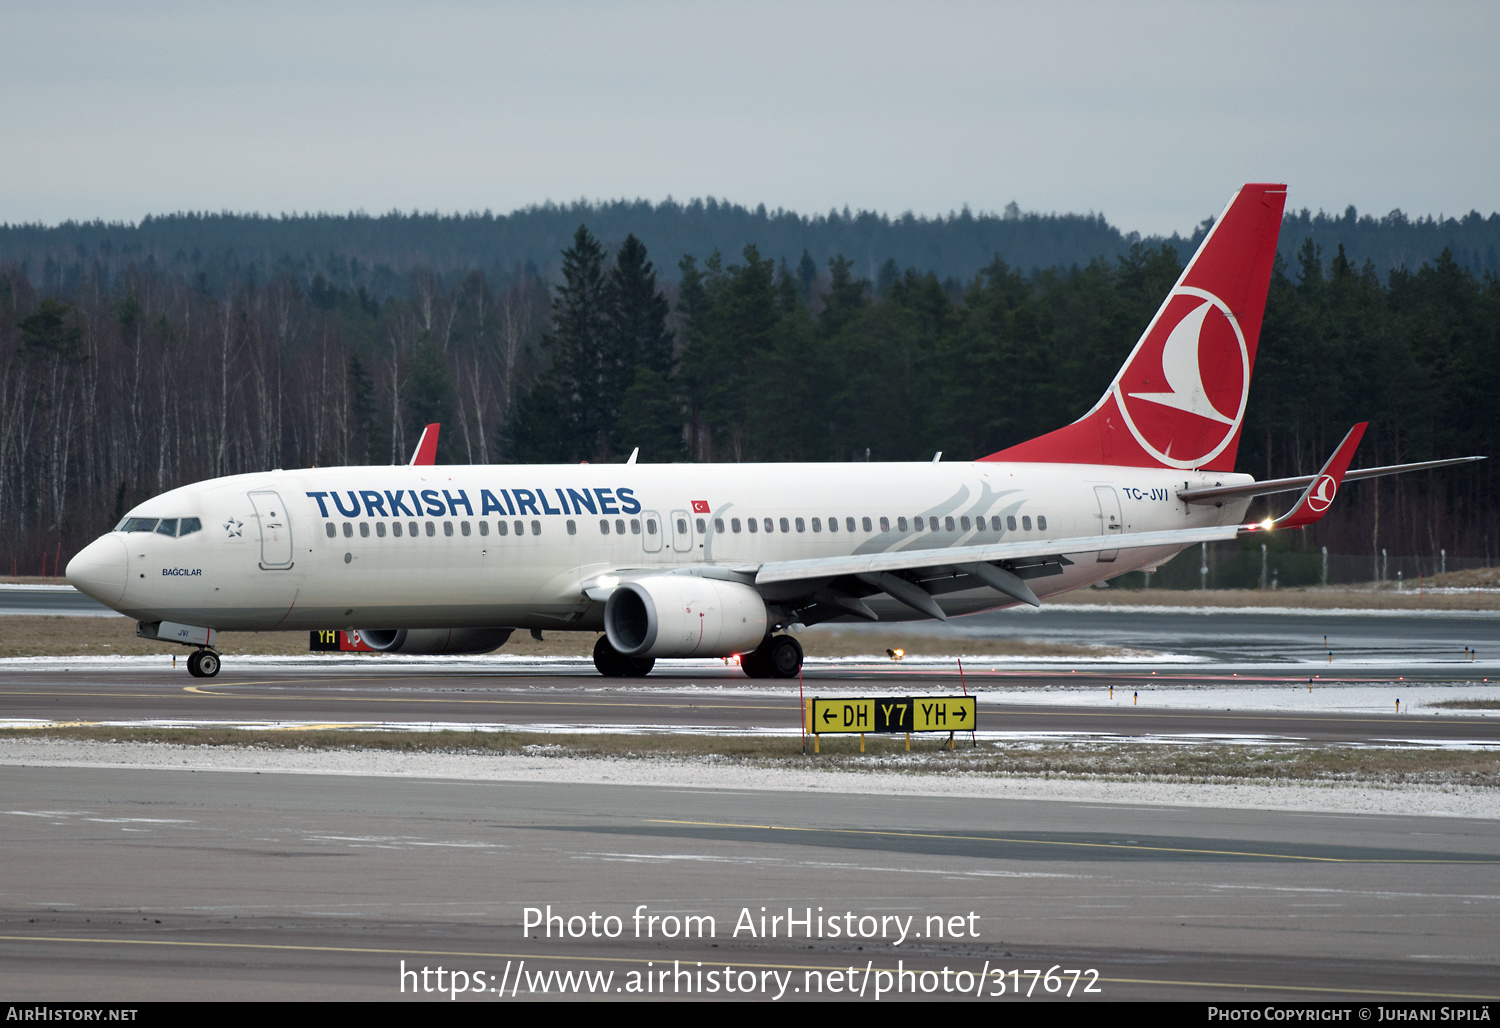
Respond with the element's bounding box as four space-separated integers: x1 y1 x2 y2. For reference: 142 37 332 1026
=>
597 518 645 535
326 519 545 540
695 513 1047 535
321 511 1049 543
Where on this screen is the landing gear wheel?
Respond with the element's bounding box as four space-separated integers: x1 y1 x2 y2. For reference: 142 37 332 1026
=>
742 635 802 678
186 649 220 677
593 635 655 678
767 635 803 678
593 636 624 677
740 637 773 678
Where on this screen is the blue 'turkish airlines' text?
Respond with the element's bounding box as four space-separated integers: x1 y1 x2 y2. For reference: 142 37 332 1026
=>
304 487 642 520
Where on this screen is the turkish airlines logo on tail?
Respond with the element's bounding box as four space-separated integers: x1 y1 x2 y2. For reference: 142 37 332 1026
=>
1306 474 1338 512
1112 286 1250 469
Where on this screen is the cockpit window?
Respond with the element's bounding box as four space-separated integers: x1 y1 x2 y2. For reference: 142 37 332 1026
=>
117 515 201 536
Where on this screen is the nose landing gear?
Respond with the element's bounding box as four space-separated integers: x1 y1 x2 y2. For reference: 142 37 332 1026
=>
186 648 221 678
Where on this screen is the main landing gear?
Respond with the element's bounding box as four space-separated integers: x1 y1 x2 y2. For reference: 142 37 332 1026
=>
186 648 221 678
591 633 803 679
593 635 656 677
741 634 803 679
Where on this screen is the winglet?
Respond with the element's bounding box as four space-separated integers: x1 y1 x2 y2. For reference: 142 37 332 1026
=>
1244 422 1367 533
409 423 440 466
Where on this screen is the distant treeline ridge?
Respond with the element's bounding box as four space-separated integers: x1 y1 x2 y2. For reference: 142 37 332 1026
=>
3 196 1499 299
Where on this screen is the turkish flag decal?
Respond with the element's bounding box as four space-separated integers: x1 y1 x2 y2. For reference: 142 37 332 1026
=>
691 500 710 514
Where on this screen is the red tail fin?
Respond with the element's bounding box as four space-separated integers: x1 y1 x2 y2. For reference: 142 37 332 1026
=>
982 183 1286 471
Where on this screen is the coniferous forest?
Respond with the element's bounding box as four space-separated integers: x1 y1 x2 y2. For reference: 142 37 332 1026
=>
1 201 1496 584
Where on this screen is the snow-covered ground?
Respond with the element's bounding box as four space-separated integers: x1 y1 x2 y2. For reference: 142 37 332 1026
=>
2 652 1495 715
0 736 1495 820
923 679 1500 716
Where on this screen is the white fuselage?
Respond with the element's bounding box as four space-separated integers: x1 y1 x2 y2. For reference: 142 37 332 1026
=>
69 461 1252 633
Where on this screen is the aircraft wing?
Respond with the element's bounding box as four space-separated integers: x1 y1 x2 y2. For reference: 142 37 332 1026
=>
748 524 1243 617
748 524 1239 586
583 524 1243 620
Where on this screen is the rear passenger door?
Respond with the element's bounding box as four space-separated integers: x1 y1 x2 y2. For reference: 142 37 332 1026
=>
1093 486 1122 562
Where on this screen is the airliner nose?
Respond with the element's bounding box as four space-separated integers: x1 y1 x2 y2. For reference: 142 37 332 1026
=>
66 535 128 607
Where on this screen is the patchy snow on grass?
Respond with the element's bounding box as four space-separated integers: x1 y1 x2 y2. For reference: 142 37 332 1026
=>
1 736 1495 821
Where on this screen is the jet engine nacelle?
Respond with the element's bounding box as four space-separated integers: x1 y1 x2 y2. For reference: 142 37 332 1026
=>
353 628 514 655
604 577 768 658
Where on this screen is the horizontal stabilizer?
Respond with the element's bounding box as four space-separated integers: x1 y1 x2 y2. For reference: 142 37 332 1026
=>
1179 455 1486 504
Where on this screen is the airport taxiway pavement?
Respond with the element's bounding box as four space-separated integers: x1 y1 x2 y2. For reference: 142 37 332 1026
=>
1 762 1497 1001
3 593 1497 1002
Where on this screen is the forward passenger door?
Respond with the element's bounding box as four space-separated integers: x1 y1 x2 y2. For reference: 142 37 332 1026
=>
248 490 295 569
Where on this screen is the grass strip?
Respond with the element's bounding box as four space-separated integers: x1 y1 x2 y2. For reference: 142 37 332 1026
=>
5 726 1496 787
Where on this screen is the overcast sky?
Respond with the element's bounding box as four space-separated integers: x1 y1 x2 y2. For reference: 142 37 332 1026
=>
2 1 1496 236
